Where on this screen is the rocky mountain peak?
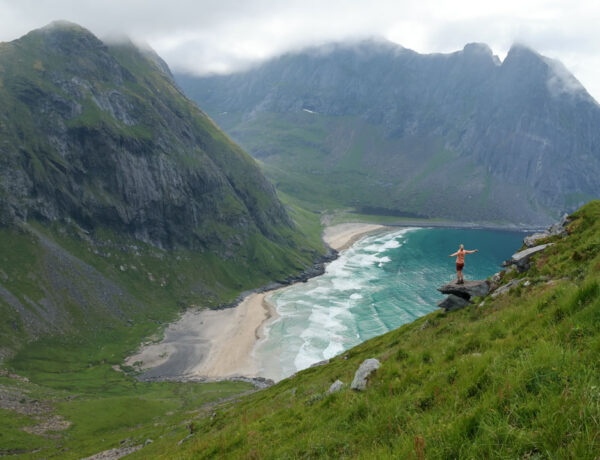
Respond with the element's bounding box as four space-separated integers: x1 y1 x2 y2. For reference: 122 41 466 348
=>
502 43 544 67
177 39 600 225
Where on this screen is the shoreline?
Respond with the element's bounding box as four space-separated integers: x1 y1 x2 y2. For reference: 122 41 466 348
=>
125 222 387 383
382 220 541 233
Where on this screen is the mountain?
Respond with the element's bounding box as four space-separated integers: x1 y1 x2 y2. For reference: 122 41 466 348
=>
177 39 600 225
0 21 293 250
0 22 323 359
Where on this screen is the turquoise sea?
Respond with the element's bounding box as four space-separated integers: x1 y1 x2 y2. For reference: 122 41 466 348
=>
256 227 527 381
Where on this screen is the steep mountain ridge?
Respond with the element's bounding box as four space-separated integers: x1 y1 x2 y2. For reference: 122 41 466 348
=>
177 39 600 224
0 21 293 250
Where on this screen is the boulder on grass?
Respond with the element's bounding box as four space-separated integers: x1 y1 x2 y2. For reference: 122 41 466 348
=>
351 359 380 391
328 379 344 394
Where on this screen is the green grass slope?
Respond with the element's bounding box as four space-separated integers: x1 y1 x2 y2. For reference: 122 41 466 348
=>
128 200 600 459
0 204 323 457
1 201 598 458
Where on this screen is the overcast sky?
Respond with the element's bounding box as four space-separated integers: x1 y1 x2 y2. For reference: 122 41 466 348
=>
1 0 599 101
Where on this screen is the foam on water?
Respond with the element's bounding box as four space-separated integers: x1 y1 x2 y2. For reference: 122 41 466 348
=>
255 227 526 381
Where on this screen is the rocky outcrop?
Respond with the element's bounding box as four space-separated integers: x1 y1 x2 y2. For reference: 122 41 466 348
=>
436 294 471 311
438 280 492 299
351 358 380 391
491 279 524 298
436 280 492 311
524 214 571 247
507 243 553 272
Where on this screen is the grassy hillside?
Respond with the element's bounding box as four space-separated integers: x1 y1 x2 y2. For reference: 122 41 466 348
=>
0 205 323 458
138 200 598 458
2 200 598 457
205 110 534 226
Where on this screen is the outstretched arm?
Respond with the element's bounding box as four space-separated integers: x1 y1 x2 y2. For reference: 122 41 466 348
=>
448 252 458 257
465 249 479 254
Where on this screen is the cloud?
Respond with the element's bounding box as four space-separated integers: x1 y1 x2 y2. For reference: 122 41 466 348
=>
0 0 599 101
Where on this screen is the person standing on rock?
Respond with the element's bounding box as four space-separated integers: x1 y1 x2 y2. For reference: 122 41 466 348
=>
449 244 478 284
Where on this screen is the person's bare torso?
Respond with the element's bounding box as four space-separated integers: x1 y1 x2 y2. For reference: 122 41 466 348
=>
455 250 465 263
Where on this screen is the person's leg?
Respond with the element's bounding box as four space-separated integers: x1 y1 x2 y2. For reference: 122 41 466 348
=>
458 267 464 283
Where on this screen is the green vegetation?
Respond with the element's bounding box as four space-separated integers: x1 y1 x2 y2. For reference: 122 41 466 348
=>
0 369 253 458
1 202 598 458
0 206 323 457
211 110 530 225
2 21 599 458
0 183 325 458
131 201 597 458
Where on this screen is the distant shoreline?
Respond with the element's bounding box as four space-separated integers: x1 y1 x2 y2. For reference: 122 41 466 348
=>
342 217 541 233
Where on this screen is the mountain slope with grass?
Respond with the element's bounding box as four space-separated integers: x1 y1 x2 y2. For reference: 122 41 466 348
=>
2 198 598 457
0 21 325 361
177 40 600 224
122 200 598 458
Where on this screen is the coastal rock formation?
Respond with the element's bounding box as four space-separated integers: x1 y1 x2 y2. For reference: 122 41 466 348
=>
491 279 524 298
436 280 492 311
436 294 471 311
438 280 492 299
524 214 571 247
508 243 554 272
351 358 381 391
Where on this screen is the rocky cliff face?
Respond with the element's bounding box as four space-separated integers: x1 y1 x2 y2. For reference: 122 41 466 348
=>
177 39 600 225
0 21 292 250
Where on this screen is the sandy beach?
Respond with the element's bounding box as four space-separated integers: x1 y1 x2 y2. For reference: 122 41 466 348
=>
125 222 388 381
322 222 386 251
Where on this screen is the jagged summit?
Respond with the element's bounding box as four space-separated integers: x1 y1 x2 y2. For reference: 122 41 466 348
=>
177 38 600 225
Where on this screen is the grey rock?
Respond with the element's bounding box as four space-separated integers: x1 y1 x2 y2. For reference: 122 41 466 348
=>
491 272 503 283
437 294 471 311
309 359 330 368
524 232 550 248
548 214 571 236
437 280 491 299
510 243 553 270
351 358 381 391
491 279 523 298
328 379 344 394
524 214 571 247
